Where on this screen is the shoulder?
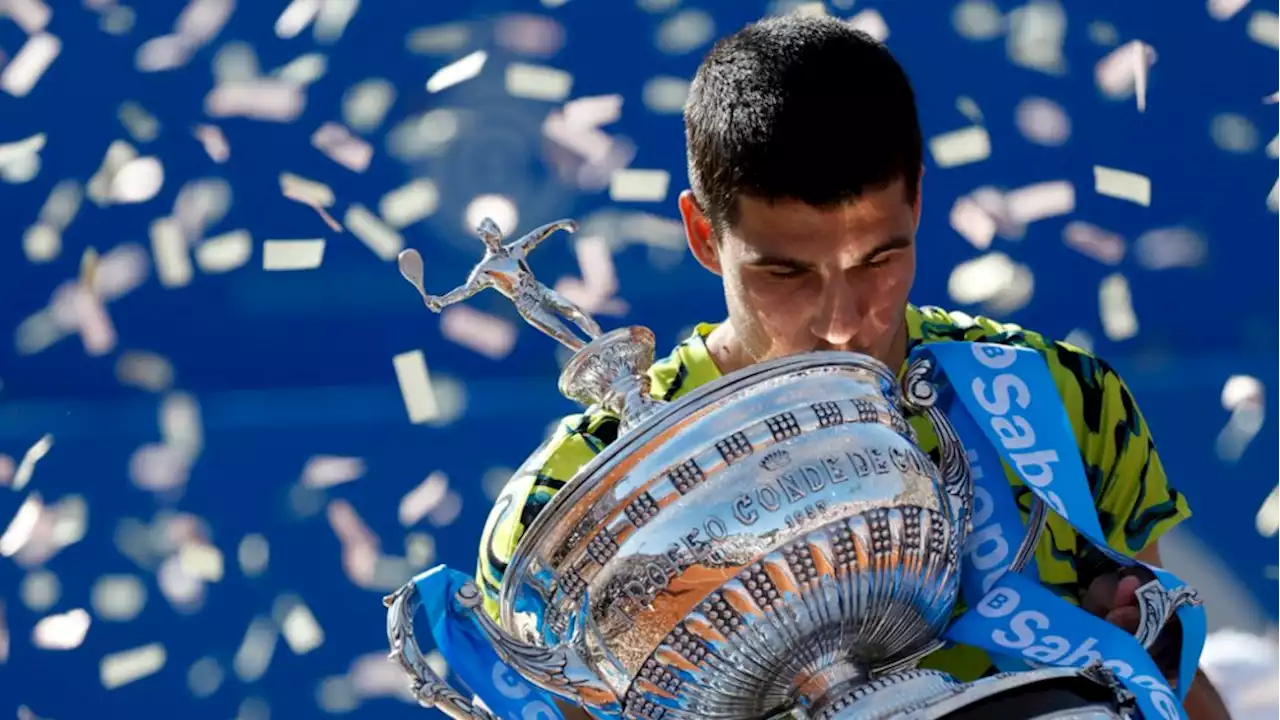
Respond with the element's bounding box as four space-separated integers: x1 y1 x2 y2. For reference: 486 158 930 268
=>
911 305 1107 386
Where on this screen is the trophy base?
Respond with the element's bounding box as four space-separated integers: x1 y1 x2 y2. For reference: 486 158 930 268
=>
558 327 660 428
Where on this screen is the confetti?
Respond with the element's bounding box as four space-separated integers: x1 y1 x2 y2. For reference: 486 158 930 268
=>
311 121 373 172
192 124 230 163
118 101 161 142
1217 375 1265 463
110 156 165 204
1247 11 1279 49
928 126 992 168
187 657 225 698
20 570 59 612
1256 486 1278 537
656 9 715 54
609 169 671 202
1134 226 1207 269
1093 165 1152 206
32 609 91 651
392 350 439 424
150 217 194 288
262 239 326 270
344 204 404 260
1095 41 1157 109
195 229 253 273
86 140 138 206
115 351 176 392
275 596 324 655
1006 180 1075 224
0 0 52 34
91 575 148 622
205 80 306 122
1208 0 1251 21
378 179 439 228
1063 221 1125 265
439 306 519 359
464 194 519 236
642 76 690 114
949 197 996 250
426 50 487 93
342 78 397 131
233 617 278 682
1 495 42 558
0 32 61 98
301 456 366 489
847 9 889 42
101 643 166 689
406 23 471 55
12 434 53 491
400 470 449 524
1014 97 1071 146
1006 1 1066 75
274 53 328 87
952 0 1003 41
237 534 270 577
505 63 573 102
1098 273 1139 341
947 252 1034 313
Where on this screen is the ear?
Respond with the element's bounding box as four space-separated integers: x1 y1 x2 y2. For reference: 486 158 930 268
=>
679 190 722 275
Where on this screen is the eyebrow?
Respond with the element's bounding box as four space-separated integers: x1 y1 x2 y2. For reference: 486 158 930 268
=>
745 235 913 269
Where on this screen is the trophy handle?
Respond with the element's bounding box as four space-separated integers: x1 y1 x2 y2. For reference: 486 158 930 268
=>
385 580 624 718
385 584 498 720
902 356 1046 575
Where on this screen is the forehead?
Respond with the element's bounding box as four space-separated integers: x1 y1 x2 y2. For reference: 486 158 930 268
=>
728 180 916 256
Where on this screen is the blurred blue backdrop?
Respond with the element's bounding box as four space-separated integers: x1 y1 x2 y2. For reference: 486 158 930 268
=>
0 0 1276 718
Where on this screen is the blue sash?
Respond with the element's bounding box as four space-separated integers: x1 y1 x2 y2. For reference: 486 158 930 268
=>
411 566 566 720
925 342 1205 720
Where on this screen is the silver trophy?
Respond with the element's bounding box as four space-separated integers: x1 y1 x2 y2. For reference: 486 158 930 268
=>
385 218 1190 719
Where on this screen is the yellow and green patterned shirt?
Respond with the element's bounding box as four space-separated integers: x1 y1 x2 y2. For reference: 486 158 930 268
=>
476 304 1191 681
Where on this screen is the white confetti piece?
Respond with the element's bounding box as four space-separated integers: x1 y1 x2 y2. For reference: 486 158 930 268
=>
32 608 91 651
1247 11 1279 49
642 76 689 114
0 132 46 170
464 195 519 237
1063 221 1125 265
99 6 134 34
1268 178 1279 213
949 197 996 250
187 657 224 698
426 50 487 93
0 32 60 97
1006 1 1066 75
115 351 175 392
1093 165 1151 206
953 0 1004 40
110 157 165 204
609 169 671 202
174 0 235 46
262 239 325 271
205 80 306 122
1098 273 1139 341
949 252 1016 305
1134 227 1207 269
274 53 328 87
505 63 573 101
101 643 166 689
179 542 223 582
275 0 322 38
1 0 52 34
0 494 42 558
1095 40 1157 107
196 230 253 273
439 306 518 360
399 472 449 527
656 9 715 54
311 122 373 172
1256 486 1278 536
280 172 335 207
150 217 193 288
929 126 991 168
1208 0 1251 21
118 101 160 142
277 597 324 655
91 575 147 621
345 204 403 260
39 179 83 229
1015 97 1071 146
238 534 270 577
343 78 397 132
0 602 7 664
24 225 61 261
392 350 439 424
233 618 278 682
20 570 59 612
1218 375 1266 463
135 34 193 72
12 434 53 491
379 179 439 229
1006 180 1075 224
406 23 471 55
313 0 359 44
301 456 366 489
87 140 138 206
847 8 889 41
192 124 230 163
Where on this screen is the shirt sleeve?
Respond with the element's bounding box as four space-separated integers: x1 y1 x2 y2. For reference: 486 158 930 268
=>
475 412 618 621
1052 343 1193 558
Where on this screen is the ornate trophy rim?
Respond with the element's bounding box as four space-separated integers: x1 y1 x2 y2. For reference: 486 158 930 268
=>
500 348 903 623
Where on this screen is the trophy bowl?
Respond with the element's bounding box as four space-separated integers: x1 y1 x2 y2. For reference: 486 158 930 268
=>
498 350 970 718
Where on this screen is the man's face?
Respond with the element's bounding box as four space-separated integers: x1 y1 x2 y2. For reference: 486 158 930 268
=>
680 178 920 366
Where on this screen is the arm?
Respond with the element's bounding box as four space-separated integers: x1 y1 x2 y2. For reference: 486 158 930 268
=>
429 280 485 310
1133 545 1232 720
1062 348 1227 719
512 219 576 257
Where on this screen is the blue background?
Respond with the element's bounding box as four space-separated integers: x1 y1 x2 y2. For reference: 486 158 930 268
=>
0 1 1275 717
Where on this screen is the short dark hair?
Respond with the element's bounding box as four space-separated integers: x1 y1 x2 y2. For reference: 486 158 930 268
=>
684 16 922 231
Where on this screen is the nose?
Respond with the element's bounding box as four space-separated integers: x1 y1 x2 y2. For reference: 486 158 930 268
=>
809 274 865 348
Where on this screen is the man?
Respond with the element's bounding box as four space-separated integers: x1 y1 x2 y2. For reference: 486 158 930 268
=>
476 15 1229 719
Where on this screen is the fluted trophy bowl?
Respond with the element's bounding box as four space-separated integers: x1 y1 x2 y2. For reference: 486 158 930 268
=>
502 351 966 718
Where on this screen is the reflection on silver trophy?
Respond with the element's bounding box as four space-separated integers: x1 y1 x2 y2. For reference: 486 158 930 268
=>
384 218 1166 719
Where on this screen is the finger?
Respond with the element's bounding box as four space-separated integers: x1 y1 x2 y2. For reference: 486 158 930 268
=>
1114 574 1143 609
1082 574 1120 616
1105 605 1141 633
